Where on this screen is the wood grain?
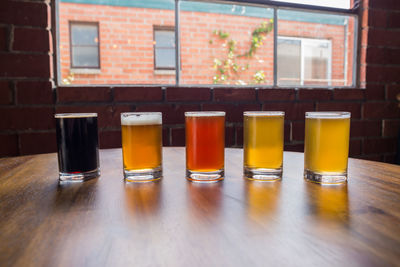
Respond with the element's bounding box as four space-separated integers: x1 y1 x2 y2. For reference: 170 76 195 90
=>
0 148 400 266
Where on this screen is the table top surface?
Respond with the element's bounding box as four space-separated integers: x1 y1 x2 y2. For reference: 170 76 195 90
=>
1 148 400 267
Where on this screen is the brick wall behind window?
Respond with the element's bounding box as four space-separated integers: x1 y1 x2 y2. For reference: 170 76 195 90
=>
0 0 399 164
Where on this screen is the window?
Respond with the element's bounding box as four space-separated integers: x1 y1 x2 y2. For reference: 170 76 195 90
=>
57 0 357 86
69 22 100 69
154 27 176 70
278 37 332 86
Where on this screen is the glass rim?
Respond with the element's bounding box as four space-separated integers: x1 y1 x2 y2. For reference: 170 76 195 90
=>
306 112 351 119
121 112 162 117
54 113 97 118
185 111 225 117
244 111 284 116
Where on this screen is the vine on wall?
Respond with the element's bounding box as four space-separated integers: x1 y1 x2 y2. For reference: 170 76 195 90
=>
210 19 274 85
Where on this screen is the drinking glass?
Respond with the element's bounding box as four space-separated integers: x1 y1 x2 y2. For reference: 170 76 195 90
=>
304 112 351 184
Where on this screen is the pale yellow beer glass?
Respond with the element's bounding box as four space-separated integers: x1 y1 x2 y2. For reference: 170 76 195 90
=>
243 111 284 181
121 112 162 182
304 112 350 184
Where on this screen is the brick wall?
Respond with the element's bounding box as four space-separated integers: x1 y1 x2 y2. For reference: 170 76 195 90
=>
0 0 399 164
59 2 352 86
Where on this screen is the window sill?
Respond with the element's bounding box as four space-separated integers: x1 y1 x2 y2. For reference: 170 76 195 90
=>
70 68 101 75
154 69 175 76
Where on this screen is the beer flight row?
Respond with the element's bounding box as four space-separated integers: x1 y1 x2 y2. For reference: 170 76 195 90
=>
55 111 350 185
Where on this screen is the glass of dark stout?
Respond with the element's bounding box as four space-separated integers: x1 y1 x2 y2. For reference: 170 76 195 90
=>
55 113 100 181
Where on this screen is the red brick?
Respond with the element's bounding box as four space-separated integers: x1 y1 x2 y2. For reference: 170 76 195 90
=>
0 54 50 78
203 103 260 123
363 138 397 154
385 48 400 65
136 104 200 125
387 12 400 28
349 139 362 157
214 88 256 102
166 87 210 102
171 127 185 146
13 28 49 53
56 105 132 129
387 84 400 101
284 122 290 143
383 119 400 137
366 47 385 64
0 26 7 51
114 87 163 102
0 134 18 157
99 130 121 149
0 107 54 130
0 1 48 27
57 86 111 103
317 102 361 118
236 126 243 147
369 0 400 10
258 89 295 101
368 28 400 47
17 81 53 105
292 121 304 141
333 89 364 100
366 65 400 83
0 81 12 105
225 126 235 147
19 132 57 155
263 102 314 120
368 9 387 28
365 84 385 100
384 154 397 164
363 102 400 119
163 127 170 146
351 120 381 137
284 143 304 152
298 89 332 100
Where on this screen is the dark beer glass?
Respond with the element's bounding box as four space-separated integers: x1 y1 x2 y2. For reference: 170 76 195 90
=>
55 113 100 181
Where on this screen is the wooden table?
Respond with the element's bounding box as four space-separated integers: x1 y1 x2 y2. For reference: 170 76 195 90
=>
1 148 400 266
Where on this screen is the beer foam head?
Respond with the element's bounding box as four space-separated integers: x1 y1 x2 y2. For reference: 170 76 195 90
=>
306 112 350 119
185 111 225 117
55 113 97 118
244 111 284 117
121 112 162 125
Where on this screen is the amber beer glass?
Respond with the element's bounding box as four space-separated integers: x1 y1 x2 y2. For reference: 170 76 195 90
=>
185 111 225 182
304 112 351 184
243 111 284 180
121 112 162 182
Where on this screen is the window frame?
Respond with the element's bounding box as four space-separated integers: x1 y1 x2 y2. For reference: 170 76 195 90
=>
277 36 332 86
54 0 360 88
69 21 101 70
153 25 176 71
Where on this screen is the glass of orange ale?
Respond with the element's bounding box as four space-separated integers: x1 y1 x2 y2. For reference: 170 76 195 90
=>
121 112 162 182
304 112 351 184
185 111 225 182
243 111 284 181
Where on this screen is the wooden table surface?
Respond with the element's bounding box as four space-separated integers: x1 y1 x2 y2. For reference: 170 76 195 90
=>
1 148 400 267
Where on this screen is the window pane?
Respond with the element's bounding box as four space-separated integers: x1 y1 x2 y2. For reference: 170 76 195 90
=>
59 0 175 85
277 38 301 86
272 0 351 9
179 1 274 85
71 24 98 46
155 48 175 68
277 9 356 86
72 46 99 68
155 30 175 48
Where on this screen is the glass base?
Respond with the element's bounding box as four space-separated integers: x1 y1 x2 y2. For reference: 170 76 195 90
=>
304 169 347 185
124 166 162 182
186 169 224 183
59 168 100 182
244 166 282 181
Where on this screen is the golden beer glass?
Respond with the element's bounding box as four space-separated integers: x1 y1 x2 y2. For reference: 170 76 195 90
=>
121 112 162 182
243 111 284 181
185 111 225 182
304 112 351 184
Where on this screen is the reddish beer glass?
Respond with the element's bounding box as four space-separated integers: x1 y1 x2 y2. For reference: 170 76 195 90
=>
185 111 225 182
